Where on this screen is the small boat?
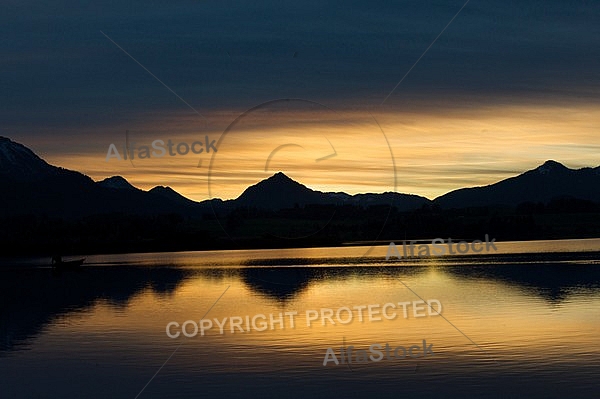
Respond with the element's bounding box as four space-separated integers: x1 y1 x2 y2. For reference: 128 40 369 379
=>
51 257 85 270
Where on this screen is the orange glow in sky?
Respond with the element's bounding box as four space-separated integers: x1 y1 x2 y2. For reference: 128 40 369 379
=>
37 101 600 202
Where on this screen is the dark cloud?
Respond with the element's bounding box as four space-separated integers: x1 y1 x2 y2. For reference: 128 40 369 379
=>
1 0 598 130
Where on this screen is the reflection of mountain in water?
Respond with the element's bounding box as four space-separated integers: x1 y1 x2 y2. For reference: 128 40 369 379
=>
238 252 600 304
239 257 380 301
240 268 317 301
239 265 428 302
0 266 190 353
445 260 600 303
4 252 599 353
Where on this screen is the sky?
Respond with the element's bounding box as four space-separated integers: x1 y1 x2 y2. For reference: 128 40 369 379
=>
2 0 599 201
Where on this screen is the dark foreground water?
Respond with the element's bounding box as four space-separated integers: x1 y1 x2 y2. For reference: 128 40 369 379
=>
1 239 600 398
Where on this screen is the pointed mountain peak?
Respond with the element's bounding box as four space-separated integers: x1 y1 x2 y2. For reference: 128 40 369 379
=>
97 176 137 190
542 160 566 168
235 172 317 209
535 160 568 175
253 172 305 189
268 172 295 182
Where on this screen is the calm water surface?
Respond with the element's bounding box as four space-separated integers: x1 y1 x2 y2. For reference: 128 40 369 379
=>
1 239 600 398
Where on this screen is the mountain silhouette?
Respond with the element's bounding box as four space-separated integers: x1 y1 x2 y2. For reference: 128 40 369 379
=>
0 137 434 216
97 176 139 191
1 136 599 218
149 186 199 207
234 171 431 211
0 137 197 218
0 136 60 180
2 136 600 254
234 172 329 209
435 160 600 208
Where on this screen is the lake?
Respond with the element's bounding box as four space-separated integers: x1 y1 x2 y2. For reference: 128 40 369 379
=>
1 238 600 398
